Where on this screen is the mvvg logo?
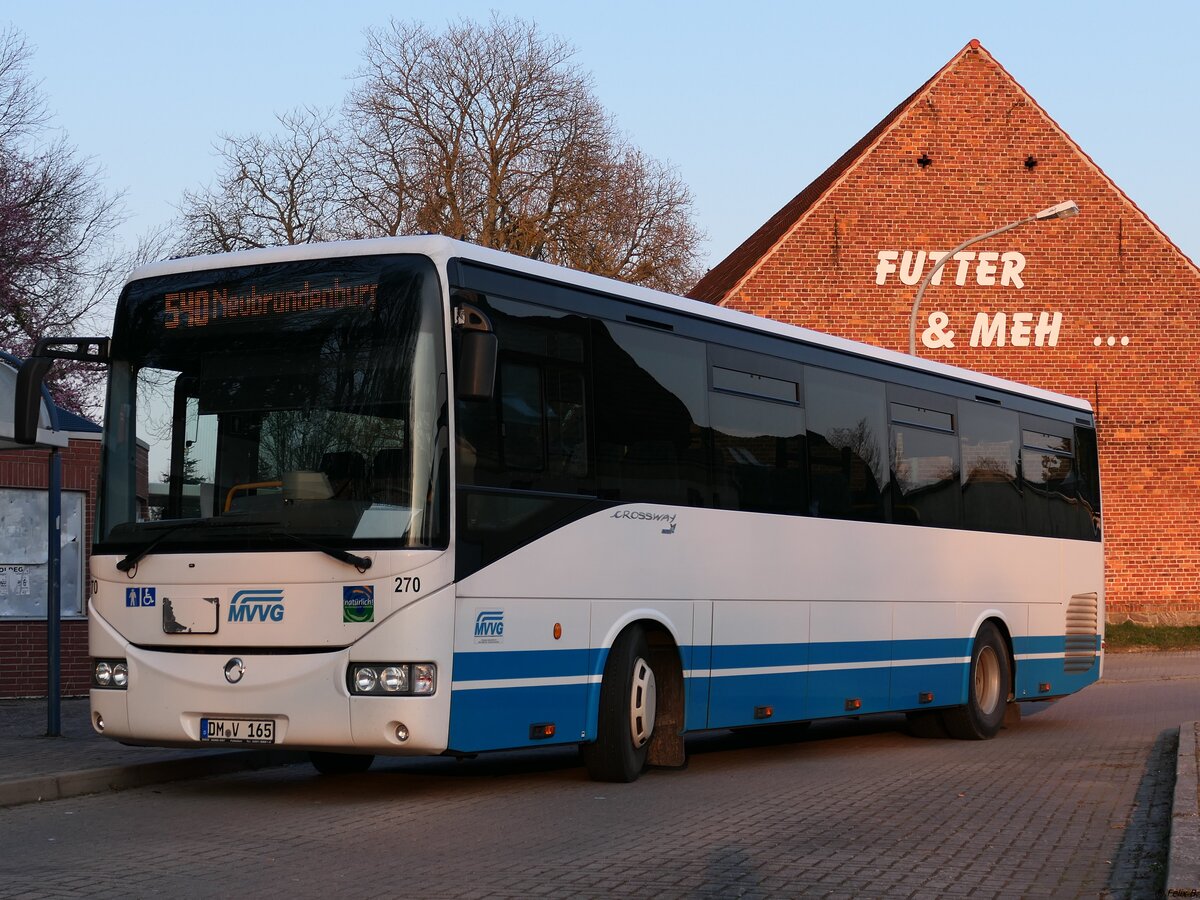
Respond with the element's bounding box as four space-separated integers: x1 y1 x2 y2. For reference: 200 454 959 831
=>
473 609 504 644
228 589 285 623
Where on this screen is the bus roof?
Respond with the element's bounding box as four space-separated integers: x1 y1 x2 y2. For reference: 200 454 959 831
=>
128 235 1092 415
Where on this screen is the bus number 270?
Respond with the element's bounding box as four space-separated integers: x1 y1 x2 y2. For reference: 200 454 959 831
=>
394 576 421 594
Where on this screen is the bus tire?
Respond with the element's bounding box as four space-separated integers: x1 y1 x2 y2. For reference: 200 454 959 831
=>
943 622 1011 740
582 625 657 783
310 751 375 775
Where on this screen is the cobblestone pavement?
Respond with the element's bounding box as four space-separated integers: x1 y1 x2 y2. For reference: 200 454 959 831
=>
0 698 239 781
1 652 1198 898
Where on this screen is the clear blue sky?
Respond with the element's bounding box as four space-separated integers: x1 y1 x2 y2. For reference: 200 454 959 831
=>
7 0 1199 277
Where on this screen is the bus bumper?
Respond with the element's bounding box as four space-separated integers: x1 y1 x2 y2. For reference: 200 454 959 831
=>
88 610 452 756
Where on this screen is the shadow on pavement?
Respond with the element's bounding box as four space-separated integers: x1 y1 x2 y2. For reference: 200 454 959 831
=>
1106 727 1175 898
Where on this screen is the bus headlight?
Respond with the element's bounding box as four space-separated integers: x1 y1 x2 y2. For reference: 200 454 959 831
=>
354 667 378 693
348 663 435 696
93 659 128 690
379 666 409 693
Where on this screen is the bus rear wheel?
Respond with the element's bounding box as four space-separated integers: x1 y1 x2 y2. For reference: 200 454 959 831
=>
310 751 375 775
943 622 1011 740
582 625 657 783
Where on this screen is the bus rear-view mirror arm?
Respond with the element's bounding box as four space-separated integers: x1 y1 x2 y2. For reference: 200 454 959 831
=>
14 337 111 444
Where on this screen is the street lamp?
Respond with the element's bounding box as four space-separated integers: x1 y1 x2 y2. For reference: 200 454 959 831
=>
908 200 1080 355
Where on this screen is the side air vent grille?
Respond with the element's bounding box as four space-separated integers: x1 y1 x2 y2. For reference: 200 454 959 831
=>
1064 592 1099 673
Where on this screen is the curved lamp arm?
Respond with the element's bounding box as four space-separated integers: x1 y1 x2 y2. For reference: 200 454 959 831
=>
908 200 1079 356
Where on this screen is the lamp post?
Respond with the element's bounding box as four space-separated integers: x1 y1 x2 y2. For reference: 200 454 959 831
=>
908 200 1080 355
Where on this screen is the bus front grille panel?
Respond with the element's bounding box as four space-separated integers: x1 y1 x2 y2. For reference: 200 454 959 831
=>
1064 592 1099 673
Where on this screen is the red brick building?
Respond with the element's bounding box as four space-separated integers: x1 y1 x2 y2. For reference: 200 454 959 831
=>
690 40 1200 625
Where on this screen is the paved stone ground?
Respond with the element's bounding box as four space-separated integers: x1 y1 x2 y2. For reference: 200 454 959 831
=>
0 652 1197 898
0 698 239 781
1167 721 1200 897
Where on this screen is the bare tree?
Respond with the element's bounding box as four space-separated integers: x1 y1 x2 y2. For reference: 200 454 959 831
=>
0 30 46 145
175 16 704 292
0 29 127 415
344 16 704 290
545 145 705 293
177 107 341 255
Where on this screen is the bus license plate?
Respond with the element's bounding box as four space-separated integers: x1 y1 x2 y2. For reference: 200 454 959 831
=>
200 717 275 743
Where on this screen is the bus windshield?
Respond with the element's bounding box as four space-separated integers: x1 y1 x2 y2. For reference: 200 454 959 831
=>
97 253 449 555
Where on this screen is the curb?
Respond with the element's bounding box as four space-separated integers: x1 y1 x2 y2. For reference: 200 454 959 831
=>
0 750 304 809
1168 722 1200 897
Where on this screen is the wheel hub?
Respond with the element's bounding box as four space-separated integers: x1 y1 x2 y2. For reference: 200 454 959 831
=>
628 656 657 748
975 645 1002 715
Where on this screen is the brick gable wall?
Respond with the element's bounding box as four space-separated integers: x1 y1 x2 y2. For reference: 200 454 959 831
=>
712 44 1200 624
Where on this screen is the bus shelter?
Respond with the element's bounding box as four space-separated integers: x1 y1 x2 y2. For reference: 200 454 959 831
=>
0 350 70 735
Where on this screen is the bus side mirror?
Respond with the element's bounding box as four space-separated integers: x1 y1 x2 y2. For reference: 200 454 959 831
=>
12 338 111 444
453 301 497 401
13 356 54 444
457 331 497 401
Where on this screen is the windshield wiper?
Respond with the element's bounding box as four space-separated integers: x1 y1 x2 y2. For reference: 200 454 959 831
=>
115 518 278 572
277 531 373 572
115 519 371 573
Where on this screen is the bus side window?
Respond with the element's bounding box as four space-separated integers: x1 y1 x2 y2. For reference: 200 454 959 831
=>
804 367 888 522
1074 426 1102 539
498 361 545 472
959 402 1022 534
454 295 591 496
710 385 806 516
890 400 960 529
1022 423 1093 540
592 321 710 507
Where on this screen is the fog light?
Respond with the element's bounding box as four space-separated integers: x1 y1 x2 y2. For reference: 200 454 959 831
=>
379 665 408 693
413 664 436 695
354 667 378 693
395 723 409 742
95 662 112 687
94 712 104 733
113 663 128 688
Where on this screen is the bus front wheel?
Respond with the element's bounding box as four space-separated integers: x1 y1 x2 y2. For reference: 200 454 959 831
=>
943 622 1011 740
582 625 657 783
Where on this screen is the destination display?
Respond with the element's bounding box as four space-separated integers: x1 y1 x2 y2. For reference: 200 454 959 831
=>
162 278 379 330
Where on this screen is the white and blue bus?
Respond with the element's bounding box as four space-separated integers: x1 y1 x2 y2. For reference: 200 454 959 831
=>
18 235 1103 781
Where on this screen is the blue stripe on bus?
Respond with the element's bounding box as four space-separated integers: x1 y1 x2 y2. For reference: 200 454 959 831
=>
1014 653 1100 699
1013 634 1068 655
448 683 588 752
446 634 1102 752
707 637 973 672
711 642 809 669
891 637 973 661
452 648 595 682
451 635 1094 682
